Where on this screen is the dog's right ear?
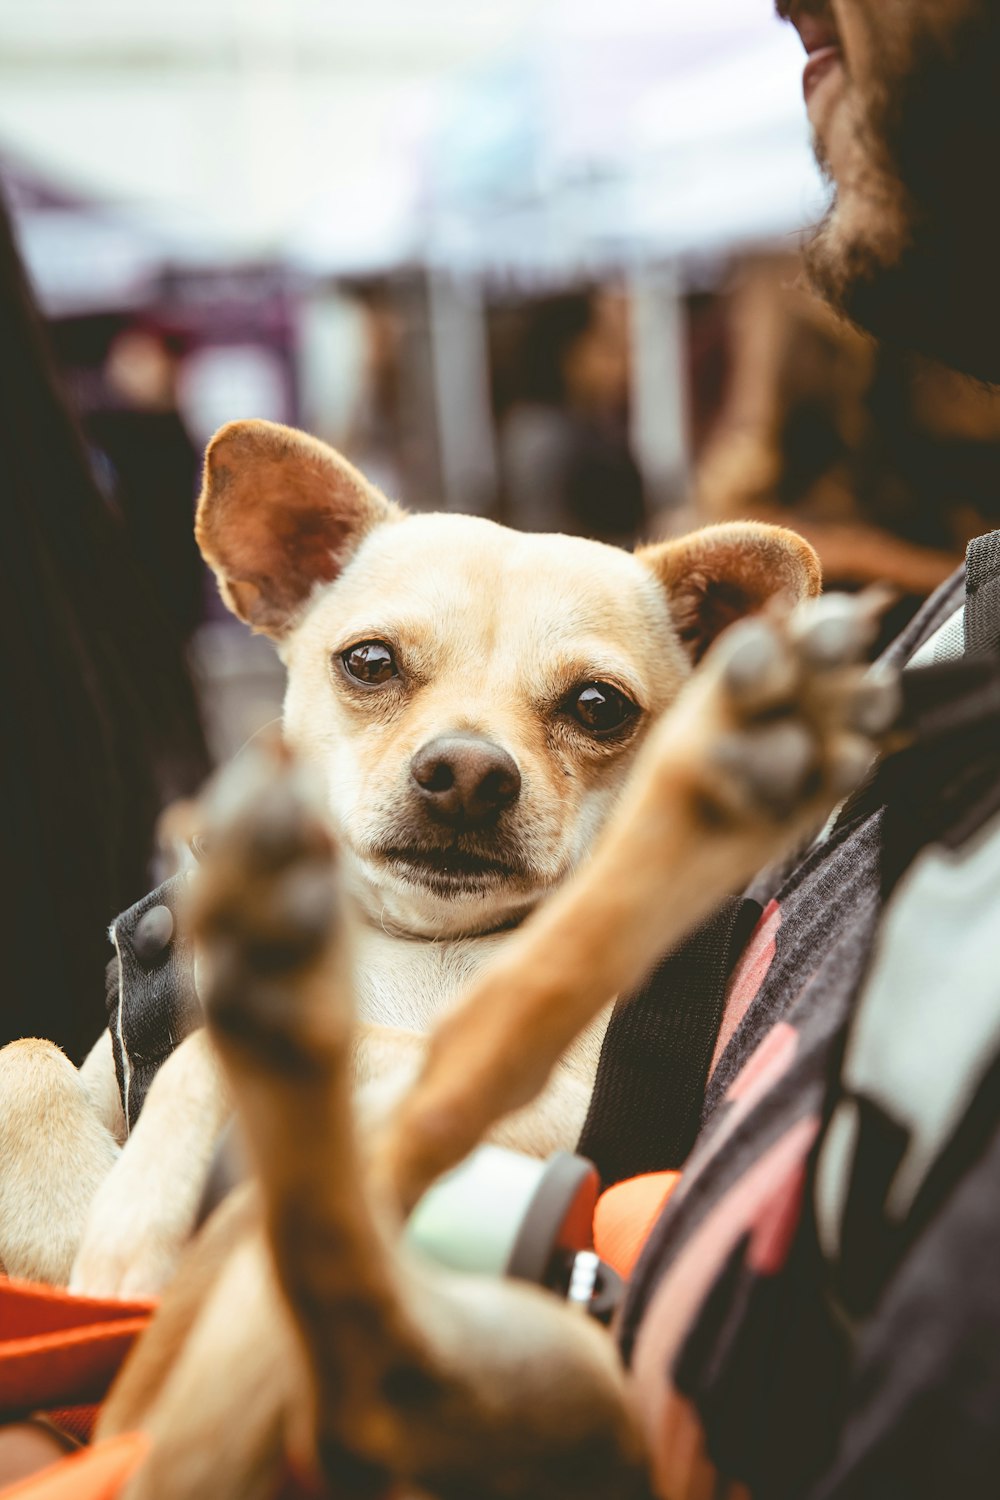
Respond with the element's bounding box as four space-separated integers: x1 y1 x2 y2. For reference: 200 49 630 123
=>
639 522 822 666
195 419 403 638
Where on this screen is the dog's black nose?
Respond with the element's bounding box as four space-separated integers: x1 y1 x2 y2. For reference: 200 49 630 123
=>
410 734 521 829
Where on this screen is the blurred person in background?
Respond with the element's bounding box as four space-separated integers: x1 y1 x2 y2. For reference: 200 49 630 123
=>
88 322 204 642
0 185 209 1063
498 287 647 546
697 253 1000 640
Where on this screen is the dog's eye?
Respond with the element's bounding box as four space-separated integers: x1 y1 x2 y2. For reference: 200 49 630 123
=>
342 640 398 686
570 682 638 737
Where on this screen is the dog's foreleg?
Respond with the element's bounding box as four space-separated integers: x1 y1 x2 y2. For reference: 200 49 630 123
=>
189 745 650 1500
107 1192 297 1500
378 596 899 1208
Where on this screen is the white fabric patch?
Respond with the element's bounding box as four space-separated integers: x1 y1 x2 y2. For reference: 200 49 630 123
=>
906 604 966 671
816 809 1000 1256
814 1097 861 1264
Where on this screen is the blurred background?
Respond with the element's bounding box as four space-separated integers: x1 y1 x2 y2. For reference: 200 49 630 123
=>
6 0 1000 760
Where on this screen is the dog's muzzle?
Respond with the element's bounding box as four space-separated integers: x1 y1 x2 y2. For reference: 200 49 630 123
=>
375 841 534 895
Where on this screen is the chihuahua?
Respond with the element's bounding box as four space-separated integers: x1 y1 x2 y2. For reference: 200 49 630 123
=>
94 489 892 1499
2 418 834 1301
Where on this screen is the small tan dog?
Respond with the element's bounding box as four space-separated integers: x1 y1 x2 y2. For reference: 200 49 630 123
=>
92 521 890 1500
2 418 842 1304
0 419 895 1498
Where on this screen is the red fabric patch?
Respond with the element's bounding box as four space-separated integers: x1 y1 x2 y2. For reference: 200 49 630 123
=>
710 899 782 1078
632 1113 821 1495
726 1022 799 1105
654 1389 720 1500
747 1156 807 1276
0 1280 154 1420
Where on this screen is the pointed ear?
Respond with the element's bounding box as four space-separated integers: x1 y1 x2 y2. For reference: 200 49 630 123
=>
639 522 822 665
195 420 403 638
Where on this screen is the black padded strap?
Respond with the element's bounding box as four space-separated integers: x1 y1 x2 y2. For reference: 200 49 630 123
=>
964 529 1000 658
877 656 1000 895
872 534 1000 895
106 875 202 1132
577 896 758 1186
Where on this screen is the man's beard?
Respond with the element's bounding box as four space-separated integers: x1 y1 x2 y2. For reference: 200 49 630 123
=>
804 4 1000 384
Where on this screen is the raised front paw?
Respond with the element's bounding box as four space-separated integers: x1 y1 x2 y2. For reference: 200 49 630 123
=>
189 742 346 1068
687 591 901 826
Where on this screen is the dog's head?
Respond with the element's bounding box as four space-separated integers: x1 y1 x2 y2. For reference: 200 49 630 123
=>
197 420 820 938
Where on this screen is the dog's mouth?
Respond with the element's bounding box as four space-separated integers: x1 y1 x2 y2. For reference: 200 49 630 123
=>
374 843 533 893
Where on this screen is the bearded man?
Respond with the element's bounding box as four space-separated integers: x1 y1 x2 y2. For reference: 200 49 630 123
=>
611 4 1000 1496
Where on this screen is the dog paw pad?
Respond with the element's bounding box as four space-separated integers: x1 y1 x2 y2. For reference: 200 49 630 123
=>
711 719 817 816
720 618 799 709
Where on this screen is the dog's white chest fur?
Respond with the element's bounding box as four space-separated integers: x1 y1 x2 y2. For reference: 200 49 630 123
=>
353 924 507 1034
351 919 611 1148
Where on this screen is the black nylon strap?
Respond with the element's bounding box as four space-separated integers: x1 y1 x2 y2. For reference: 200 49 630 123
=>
577 896 758 1186
964 529 1000 658
877 648 1000 899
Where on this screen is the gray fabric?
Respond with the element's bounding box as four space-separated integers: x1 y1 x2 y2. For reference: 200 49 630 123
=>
816 809 1000 1251
811 1103 1000 1499
906 604 966 669
619 537 1000 1500
702 567 968 1117
965 530 1000 657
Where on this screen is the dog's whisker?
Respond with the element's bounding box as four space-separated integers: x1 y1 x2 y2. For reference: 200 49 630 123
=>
231 715 285 765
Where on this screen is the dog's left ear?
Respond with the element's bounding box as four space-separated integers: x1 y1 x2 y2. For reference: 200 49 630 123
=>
639 522 822 665
195 419 403 638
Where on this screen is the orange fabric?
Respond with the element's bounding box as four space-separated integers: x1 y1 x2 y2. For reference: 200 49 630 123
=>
0 1280 154 1419
0 1432 149 1500
593 1171 682 1280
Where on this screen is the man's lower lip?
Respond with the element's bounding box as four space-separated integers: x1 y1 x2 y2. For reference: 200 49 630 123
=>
803 46 842 103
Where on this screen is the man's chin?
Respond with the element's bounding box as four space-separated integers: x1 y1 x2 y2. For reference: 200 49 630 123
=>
807 205 1000 386
802 4 1000 388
